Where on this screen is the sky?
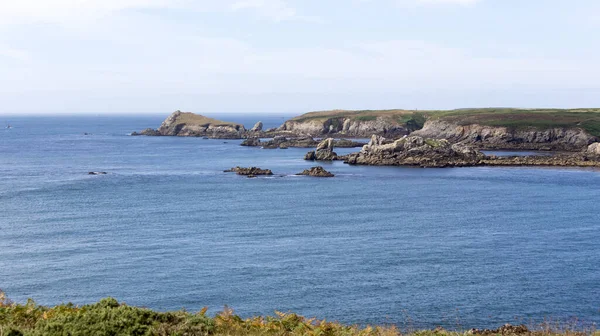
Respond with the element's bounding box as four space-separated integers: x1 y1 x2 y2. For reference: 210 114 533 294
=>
1 0 600 114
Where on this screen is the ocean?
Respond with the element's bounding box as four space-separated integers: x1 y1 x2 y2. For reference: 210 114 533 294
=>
1 114 599 329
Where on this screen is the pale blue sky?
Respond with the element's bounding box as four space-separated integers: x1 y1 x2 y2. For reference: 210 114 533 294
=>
1 0 600 114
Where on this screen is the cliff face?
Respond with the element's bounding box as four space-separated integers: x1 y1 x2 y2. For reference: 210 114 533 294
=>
412 119 597 151
279 116 410 138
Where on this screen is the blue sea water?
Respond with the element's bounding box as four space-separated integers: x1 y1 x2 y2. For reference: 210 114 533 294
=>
1 115 599 329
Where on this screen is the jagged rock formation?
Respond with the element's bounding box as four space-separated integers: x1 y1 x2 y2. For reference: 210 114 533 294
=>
224 167 273 177
305 138 338 161
279 114 412 138
343 135 600 168
250 121 263 132
345 135 485 168
296 166 335 177
413 119 597 151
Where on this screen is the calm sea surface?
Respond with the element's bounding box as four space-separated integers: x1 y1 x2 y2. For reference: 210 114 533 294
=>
1 115 599 329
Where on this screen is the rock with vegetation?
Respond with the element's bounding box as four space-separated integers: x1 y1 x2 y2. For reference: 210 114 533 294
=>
224 166 273 176
135 110 246 139
278 109 424 138
412 108 600 151
296 166 335 177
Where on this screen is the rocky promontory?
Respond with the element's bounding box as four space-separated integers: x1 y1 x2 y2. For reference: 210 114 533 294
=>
132 110 247 139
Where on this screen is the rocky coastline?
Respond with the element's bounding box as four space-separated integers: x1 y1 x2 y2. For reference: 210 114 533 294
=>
336 135 600 168
133 110 600 168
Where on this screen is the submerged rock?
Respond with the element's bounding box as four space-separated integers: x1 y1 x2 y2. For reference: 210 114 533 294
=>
225 167 273 176
296 166 334 177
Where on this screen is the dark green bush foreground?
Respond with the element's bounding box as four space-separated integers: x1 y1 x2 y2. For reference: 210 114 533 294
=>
1 291 597 336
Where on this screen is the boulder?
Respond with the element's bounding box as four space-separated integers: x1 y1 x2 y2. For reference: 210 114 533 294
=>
304 151 316 160
296 166 335 177
587 142 600 155
250 121 263 132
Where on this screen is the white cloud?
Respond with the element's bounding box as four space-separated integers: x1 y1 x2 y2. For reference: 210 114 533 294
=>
0 0 311 25
396 0 480 7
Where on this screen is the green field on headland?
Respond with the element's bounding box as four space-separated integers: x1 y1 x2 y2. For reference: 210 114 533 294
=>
290 108 600 136
1 293 597 336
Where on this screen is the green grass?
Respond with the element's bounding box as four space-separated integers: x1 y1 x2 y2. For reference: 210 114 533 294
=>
428 108 600 137
354 115 378 121
1 293 597 336
288 108 600 137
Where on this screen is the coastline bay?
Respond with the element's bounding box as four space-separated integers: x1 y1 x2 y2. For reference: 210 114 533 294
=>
1 115 599 329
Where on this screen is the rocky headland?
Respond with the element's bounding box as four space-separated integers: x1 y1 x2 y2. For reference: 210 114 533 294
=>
132 110 247 139
133 108 600 153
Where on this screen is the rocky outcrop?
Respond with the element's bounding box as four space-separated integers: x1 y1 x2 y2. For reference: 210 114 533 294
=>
135 110 246 139
241 137 261 147
586 142 600 155
296 166 335 177
279 116 410 138
224 167 273 177
413 119 597 151
343 135 600 168
250 121 263 132
131 128 161 136
345 135 485 168
305 138 339 161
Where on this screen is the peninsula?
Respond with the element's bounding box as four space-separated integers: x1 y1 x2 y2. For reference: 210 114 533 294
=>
133 108 600 152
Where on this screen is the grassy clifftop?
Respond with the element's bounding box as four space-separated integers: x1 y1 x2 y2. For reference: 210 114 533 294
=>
170 112 243 128
429 108 600 137
289 108 600 137
290 109 428 130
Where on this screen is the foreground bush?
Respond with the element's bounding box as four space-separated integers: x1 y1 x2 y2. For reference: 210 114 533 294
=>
0 291 596 336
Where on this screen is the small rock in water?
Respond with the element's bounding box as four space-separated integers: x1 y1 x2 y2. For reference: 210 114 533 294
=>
88 172 107 175
225 167 273 176
296 166 334 177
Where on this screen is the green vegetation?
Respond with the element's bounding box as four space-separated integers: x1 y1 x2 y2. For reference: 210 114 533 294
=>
173 112 243 128
289 108 600 136
355 115 378 121
428 108 600 137
0 292 597 336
